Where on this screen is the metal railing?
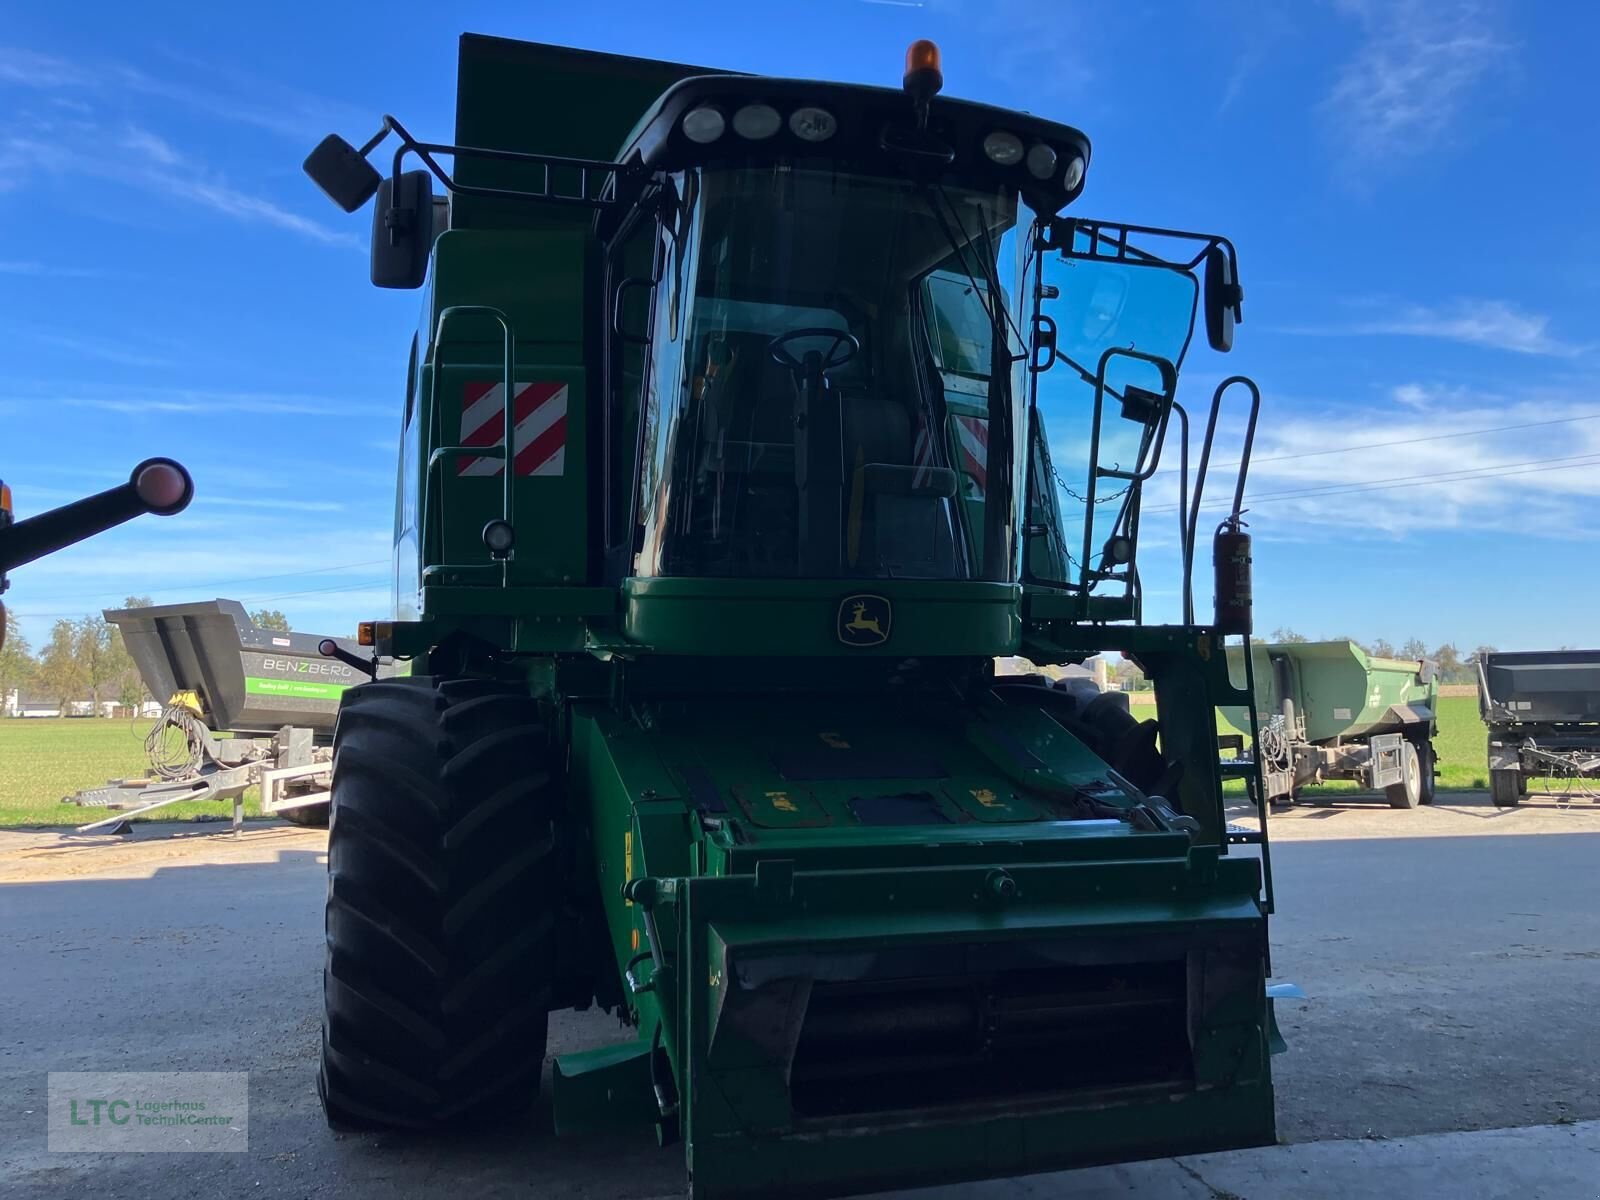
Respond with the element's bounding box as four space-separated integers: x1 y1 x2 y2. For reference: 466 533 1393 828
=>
422 305 517 587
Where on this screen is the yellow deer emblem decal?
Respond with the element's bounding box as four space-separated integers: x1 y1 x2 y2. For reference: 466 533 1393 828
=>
836 594 891 646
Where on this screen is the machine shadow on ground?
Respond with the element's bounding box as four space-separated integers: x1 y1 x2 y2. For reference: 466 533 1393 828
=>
0 844 685 1199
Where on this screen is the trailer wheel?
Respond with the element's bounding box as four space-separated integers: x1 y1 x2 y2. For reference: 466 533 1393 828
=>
1385 741 1422 809
1489 769 1522 808
1414 738 1437 806
280 803 329 828
318 676 558 1132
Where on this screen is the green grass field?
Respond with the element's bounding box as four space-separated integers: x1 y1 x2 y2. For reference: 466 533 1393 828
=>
0 718 265 828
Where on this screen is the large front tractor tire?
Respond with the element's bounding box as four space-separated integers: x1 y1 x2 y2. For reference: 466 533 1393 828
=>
318 676 560 1131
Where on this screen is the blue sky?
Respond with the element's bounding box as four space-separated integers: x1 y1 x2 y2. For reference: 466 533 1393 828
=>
3 0 1597 652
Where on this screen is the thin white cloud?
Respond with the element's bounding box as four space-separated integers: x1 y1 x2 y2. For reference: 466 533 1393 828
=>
1138 386 1600 545
1390 382 1436 410
1 75 358 249
0 260 109 277
1324 0 1508 158
201 496 345 513
1280 299 1582 357
0 45 358 142
25 329 171 369
0 46 89 88
118 125 180 166
145 173 358 247
55 389 389 418
925 0 1096 96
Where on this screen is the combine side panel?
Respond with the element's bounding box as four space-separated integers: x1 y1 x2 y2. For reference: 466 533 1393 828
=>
418 230 591 591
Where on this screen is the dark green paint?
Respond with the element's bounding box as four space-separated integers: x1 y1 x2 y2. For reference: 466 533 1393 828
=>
622 578 1021 657
348 32 1278 1200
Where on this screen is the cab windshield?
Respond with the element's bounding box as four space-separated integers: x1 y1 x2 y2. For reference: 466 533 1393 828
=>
634 165 1022 581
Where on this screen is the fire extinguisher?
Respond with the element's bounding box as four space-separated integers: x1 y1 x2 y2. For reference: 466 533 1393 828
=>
1213 515 1252 635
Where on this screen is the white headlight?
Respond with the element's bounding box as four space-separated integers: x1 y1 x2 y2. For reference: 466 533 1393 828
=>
732 104 782 140
1062 153 1086 191
789 106 837 143
1026 143 1057 180
682 107 726 144
983 131 1024 165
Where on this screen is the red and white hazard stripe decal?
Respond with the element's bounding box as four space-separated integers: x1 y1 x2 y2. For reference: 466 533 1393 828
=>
954 415 989 494
912 413 990 494
457 381 567 477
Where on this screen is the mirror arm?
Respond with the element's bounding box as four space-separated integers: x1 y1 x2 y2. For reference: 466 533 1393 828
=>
345 113 620 212
1170 401 1194 625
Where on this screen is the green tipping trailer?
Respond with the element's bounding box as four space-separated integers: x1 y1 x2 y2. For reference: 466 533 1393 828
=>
300 32 1282 1197
1225 640 1438 809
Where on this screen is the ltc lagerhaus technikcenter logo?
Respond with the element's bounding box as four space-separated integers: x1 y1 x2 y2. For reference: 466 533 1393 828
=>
47 1072 248 1152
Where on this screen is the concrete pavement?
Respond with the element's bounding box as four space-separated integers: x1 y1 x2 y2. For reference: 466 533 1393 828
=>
1 794 1597 1197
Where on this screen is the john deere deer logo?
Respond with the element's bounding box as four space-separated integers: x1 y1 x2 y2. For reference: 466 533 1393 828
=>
837 594 891 647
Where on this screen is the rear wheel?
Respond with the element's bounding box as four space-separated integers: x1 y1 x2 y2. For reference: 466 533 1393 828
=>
1490 769 1522 808
318 676 559 1131
1385 741 1422 809
1414 737 1437 806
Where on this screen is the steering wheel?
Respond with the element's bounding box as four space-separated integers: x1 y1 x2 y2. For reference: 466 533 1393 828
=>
767 327 860 374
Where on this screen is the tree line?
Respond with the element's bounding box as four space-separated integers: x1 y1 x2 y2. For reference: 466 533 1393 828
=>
0 604 290 715
1267 630 1498 685
1106 631 1508 691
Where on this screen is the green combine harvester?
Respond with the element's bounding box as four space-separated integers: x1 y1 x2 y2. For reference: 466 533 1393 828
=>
303 34 1282 1197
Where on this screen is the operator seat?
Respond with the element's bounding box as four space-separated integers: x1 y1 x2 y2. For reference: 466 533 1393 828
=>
842 393 957 577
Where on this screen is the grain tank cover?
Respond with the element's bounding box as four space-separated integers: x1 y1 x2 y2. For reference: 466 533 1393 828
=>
450 35 723 229
104 599 376 737
1480 649 1600 725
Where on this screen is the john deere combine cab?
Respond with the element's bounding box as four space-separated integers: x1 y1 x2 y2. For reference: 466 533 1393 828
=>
304 34 1278 1197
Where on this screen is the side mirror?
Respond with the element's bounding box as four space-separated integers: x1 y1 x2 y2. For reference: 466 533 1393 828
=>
1203 245 1243 352
371 170 434 291
303 135 382 214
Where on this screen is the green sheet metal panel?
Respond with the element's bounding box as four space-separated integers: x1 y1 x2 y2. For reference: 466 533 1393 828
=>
1227 639 1433 743
452 34 724 229
622 577 1022 657
421 228 589 586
